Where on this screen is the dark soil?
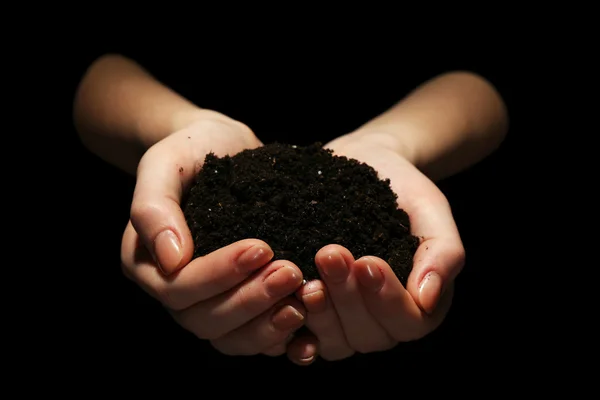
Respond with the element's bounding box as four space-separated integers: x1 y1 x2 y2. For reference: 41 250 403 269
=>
182 143 420 286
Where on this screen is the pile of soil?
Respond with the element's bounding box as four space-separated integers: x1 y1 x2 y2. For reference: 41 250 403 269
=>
182 143 419 286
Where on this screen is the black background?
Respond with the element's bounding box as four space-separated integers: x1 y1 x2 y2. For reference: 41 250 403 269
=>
34 34 545 372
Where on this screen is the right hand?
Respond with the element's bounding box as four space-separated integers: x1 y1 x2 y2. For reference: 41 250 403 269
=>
120 114 307 355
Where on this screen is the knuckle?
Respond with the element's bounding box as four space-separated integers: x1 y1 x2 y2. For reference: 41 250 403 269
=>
136 147 155 170
263 323 287 345
441 243 466 277
231 283 266 316
201 117 257 147
153 284 186 311
193 117 227 131
230 120 254 138
130 201 162 225
195 115 249 135
452 246 466 272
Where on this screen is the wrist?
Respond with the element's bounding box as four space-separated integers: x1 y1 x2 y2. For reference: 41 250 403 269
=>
138 107 256 150
170 107 242 133
341 128 419 166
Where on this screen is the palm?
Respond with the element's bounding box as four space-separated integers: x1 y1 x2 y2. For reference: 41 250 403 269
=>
325 139 447 235
325 136 463 303
172 119 262 164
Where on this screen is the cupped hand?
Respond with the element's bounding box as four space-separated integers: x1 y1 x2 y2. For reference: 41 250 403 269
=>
286 134 465 364
120 115 306 356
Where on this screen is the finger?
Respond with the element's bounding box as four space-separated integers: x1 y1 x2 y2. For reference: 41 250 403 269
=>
129 138 203 275
407 236 465 315
384 164 466 315
262 344 287 357
122 221 274 310
286 333 319 366
315 245 395 354
262 330 296 357
173 260 303 340
210 298 306 356
295 280 354 361
353 256 450 341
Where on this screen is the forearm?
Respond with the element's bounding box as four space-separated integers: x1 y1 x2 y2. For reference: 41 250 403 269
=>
73 54 223 174
351 71 509 181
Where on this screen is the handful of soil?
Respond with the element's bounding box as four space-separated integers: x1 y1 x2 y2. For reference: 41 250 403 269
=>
182 143 419 286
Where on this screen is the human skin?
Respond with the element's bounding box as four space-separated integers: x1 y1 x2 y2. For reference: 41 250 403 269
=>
283 72 508 364
74 56 507 362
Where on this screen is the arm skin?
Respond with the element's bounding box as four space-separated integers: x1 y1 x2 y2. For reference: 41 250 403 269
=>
333 71 509 181
74 57 508 180
72 54 245 175
284 72 509 363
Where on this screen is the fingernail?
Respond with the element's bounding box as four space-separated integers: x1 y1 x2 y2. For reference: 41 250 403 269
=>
153 230 182 274
419 271 443 315
272 305 305 331
237 244 273 272
356 258 384 292
320 252 348 283
302 289 327 313
264 265 303 297
299 355 315 364
297 343 318 364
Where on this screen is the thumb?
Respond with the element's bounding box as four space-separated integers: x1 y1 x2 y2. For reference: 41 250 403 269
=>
130 144 195 275
405 199 465 315
407 237 465 315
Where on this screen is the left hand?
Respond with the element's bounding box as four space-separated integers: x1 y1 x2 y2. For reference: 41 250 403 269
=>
283 133 466 365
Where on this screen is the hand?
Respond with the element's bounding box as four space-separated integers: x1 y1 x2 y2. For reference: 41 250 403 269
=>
285 133 465 364
120 115 307 356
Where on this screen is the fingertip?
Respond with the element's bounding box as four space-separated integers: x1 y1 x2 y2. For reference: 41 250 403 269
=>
287 335 319 366
275 296 307 318
417 271 443 315
235 238 273 252
407 239 464 314
275 261 304 284
271 302 307 333
153 229 186 275
295 279 325 297
314 246 355 285
263 261 305 298
129 200 194 276
353 256 386 293
297 280 328 314
315 244 354 265
235 240 275 273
